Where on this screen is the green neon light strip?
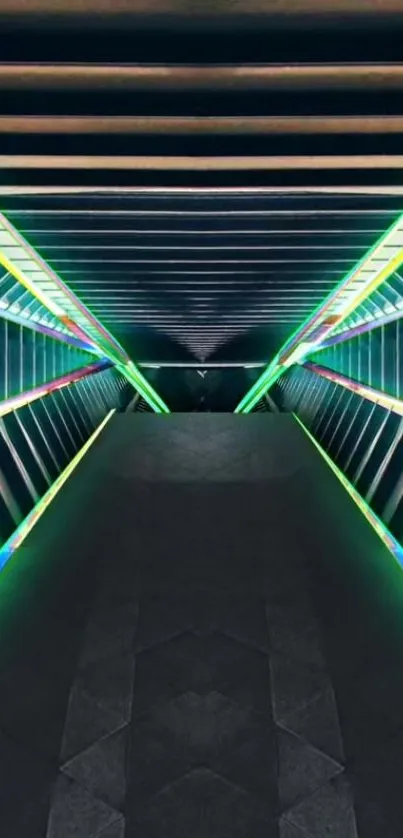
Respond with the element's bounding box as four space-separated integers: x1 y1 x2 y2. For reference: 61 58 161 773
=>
115 361 169 414
0 215 169 413
235 214 403 413
0 214 126 360
293 413 403 568
0 408 115 570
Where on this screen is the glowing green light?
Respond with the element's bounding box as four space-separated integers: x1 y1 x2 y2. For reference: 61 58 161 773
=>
0 409 116 569
115 361 169 414
0 213 169 414
293 413 403 568
236 213 403 413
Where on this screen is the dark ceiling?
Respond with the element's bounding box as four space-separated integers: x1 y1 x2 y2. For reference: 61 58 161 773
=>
1 1 403 409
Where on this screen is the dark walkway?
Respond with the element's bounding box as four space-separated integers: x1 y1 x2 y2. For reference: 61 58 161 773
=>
1 415 403 837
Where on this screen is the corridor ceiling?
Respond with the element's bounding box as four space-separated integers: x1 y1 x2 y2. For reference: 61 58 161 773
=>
1 1 403 406
4 192 403 365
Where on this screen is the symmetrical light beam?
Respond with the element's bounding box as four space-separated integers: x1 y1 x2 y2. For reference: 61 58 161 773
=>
236 213 403 413
0 214 169 413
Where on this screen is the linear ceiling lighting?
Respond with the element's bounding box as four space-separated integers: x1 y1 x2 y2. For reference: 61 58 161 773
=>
5 209 397 216
0 359 111 419
304 361 403 417
236 213 403 413
17 228 384 235
139 362 266 368
27 244 373 251
293 413 403 568
0 214 169 413
0 408 115 570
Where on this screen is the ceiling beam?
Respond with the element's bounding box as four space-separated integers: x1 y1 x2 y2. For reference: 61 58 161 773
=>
3 155 403 170
0 0 402 15
2 63 403 91
0 190 402 200
2 116 403 134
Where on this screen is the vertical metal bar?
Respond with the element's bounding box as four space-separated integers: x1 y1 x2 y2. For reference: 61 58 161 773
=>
309 377 332 425
381 324 385 392
343 402 376 472
15 412 52 486
59 389 86 443
0 467 22 525
383 458 403 524
28 402 61 472
327 390 355 452
73 380 96 429
52 396 78 451
0 418 39 502
283 371 300 403
19 323 23 393
79 379 99 425
84 375 103 416
4 318 8 398
316 387 346 443
66 386 90 437
41 400 70 460
99 374 115 407
42 332 46 383
366 416 403 503
368 330 372 388
353 410 389 483
32 327 36 388
332 391 357 461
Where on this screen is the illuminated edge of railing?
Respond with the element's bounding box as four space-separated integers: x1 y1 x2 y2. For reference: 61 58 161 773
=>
0 305 98 353
318 307 403 351
235 213 403 413
0 212 126 360
293 412 403 568
0 408 115 570
303 361 403 417
0 214 170 413
0 358 112 418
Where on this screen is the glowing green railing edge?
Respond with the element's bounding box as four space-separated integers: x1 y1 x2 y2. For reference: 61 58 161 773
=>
235 214 403 414
0 213 170 414
293 413 403 568
0 408 116 570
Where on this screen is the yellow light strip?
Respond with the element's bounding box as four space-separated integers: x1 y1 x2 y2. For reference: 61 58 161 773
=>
0 409 115 568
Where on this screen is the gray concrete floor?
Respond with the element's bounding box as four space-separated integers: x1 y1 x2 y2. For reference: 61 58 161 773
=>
0 414 402 837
